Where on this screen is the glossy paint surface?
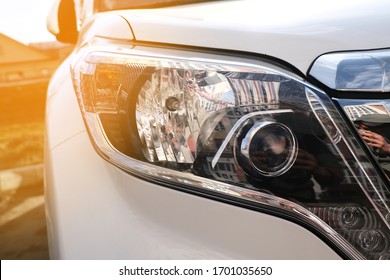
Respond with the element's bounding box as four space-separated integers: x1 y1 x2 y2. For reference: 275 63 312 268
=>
120 0 390 74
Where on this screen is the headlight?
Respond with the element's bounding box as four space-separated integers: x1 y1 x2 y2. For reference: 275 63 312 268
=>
72 39 390 259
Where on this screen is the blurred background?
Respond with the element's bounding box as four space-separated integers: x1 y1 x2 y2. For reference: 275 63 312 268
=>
0 0 73 259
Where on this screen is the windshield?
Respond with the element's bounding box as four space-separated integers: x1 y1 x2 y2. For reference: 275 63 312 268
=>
99 0 219 11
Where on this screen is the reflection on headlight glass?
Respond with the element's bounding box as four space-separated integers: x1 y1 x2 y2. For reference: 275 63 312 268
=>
342 101 390 177
309 49 390 92
73 45 390 259
336 58 390 91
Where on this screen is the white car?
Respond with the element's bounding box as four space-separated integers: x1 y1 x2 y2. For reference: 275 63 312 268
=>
45 0 390 259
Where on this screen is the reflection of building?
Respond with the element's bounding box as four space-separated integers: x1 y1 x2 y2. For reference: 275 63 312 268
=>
0 33 72 87
344 104 389 121
206 156 241 183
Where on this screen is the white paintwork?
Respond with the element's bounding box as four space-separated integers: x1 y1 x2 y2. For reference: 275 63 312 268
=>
78 12 134 46
120 0 390 74
45 0 390 259
46 56 86 150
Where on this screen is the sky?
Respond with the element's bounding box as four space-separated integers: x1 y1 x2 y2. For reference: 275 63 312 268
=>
0 0 56 44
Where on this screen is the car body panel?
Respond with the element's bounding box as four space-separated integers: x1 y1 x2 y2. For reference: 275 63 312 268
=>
120 0 390 73
77 13 134 46
46 56 85 150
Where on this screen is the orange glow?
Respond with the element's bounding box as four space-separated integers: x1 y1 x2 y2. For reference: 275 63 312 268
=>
0 0 69 260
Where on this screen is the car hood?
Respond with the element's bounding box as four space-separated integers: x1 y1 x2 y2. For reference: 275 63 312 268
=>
119 0 390 74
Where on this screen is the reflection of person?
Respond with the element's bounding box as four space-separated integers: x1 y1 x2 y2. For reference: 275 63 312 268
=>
359 129 390 155
274 147 343 201
250 144 344 202
293 149 339 181
356 123 390 174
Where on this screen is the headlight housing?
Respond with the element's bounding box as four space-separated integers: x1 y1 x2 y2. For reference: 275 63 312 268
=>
72 39 390 259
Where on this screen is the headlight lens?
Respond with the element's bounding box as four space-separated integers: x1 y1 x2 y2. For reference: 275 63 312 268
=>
72 41 390 259
236 121 298 177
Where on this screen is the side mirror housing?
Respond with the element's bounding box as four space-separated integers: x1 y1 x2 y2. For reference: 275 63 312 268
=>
47 0 78 44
